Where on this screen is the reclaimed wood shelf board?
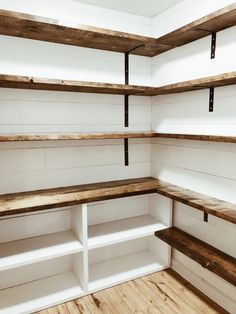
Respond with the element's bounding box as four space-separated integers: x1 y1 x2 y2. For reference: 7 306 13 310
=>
0 131 157 142
152 72 236 95
154 179 236 224
1 73 236 95
0 74 154 95
155 133 236 143
155 227 236 286
0 5 235 56
0 177 158 216
0 177 235 224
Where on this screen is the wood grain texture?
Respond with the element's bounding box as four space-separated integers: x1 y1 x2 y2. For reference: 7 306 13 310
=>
0 177 235 224
152 72 236 95
154 178 236 224
0 132 157 142
37 270 228 314
156 3 236 49
155 133 236 143
0 74 154 95
0 177 158 216
0 131 235 143
0 4 235 57
0 72 236 95
155 227 236 286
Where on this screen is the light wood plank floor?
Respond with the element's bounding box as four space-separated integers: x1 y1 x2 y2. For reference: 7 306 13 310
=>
36 269 228 314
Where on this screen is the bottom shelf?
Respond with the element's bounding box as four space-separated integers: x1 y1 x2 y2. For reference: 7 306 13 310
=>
89 250 167 292
0 271 84 314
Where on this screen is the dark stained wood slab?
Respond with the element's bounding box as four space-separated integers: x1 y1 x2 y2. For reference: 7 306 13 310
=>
0 177 158 216
1 72 236 95
156 3 236 51
154 179 236 224
0 9 169 57
152 72 236 95
0 132 235 143
0 177 235 224
155 227 236 286
0 74 154 95
0 132 156 142
155 133 236 143
0 5 235 57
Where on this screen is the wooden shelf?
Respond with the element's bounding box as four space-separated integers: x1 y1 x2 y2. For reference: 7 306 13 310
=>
0 74 154 95
154 133 236 143
0 177 158 217
0 5 235 57
0 271 84 314
155 227 236 286
0 177 235 224
0 231 82 271
88 215 166 249
152 72 236 95
0 72 236 96
154 178 236 224
155 4 236 54
0 131 156 142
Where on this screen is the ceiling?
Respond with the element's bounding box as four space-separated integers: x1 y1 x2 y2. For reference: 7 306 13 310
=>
74 0 182 17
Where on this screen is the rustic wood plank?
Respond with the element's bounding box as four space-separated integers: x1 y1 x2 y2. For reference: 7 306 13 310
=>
0 177 235 224
0 9 168 57
0 72 236 96
0 132 236 143
156 3 236 50
0 5 235 57
154 179 236 224
0 74 154 95
155 133 236 143
155 227 236 286
0 131 156 142
0 177 158 216
152 72 236 95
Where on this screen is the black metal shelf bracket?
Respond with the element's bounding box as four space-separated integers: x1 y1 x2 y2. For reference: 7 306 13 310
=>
209 87 214 112
195 28 217 59
123 44 145 166
124 138 129 166
204 211 208 222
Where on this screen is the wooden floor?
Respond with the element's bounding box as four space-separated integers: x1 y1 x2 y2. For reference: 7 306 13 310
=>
36 269 227 314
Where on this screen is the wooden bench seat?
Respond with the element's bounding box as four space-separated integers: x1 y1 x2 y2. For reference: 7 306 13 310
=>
155 227 236 286
0 177 235 224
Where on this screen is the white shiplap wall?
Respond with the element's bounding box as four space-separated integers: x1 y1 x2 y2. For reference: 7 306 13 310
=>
0 1 152 194
151 1 236 312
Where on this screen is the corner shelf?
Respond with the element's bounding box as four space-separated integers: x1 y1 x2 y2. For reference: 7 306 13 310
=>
0 230 83 271
88 215 167 249
0 4 235 56
155 227 236 286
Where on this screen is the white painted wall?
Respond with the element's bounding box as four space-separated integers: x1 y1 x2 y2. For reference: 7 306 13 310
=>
151 1 236 312
0 0 152 194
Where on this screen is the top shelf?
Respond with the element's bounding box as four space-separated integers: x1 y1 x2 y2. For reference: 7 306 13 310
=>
0 4 235 57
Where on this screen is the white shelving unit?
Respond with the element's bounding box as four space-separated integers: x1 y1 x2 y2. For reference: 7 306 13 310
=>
0 194 172 313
